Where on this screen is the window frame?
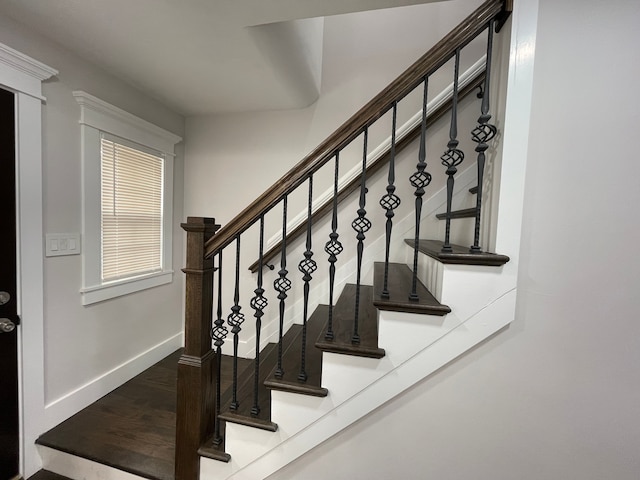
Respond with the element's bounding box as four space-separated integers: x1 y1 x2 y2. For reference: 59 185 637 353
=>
75 91 182 305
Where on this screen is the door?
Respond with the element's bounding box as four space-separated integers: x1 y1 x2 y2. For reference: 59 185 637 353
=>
0 87 20 478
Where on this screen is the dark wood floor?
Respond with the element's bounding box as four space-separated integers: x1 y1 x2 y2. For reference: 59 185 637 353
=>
28 471 73 480
36 349 250 480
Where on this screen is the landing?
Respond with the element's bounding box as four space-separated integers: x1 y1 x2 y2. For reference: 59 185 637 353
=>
37 350 250 480
38 350 181 479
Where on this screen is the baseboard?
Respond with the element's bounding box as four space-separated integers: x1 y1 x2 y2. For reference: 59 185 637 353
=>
43 332 183 430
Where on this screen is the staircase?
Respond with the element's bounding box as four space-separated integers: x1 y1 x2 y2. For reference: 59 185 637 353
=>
36 1 521 479
176 2 515 479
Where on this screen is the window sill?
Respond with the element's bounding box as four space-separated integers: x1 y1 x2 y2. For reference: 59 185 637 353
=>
80 270 173 305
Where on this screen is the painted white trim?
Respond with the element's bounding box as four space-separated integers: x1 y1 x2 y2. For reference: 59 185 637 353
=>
266 55 487 249
43 332 182 430
0 41 57 479
80 271 174 305
73 90 182 153
493 0 539 264
0 43 57 100
77 94 180 305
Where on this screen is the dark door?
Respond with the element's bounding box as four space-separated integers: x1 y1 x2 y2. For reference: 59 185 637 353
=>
0 87 19 479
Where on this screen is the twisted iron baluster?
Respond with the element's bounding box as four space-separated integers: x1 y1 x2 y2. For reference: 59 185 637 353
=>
250 215 268 416
274 196 291 379
409 78 432 301
211 251 228 445
298 175 317 381
227 235 245 410
441 49 465 253
324 153 343 340
351 128 371 344
471 21 497 253
379 103 401 299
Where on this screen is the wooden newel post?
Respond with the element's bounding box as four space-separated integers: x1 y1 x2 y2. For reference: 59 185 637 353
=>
176 217 221 480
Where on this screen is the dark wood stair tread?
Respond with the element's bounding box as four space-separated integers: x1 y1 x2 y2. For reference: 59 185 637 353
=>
373 262 450 315
198 443 231 463
316 284 385 359
406 239 510 266
436 207 477 220
469 185 478 194
198 354 253 458
264 306 329 397
217 341 281 432
217 410 278 432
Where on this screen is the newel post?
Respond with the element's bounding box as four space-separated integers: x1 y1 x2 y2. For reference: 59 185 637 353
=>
176 217 220 480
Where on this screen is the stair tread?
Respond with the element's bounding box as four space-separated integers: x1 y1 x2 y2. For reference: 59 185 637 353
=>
198 354 253 456
373 262 450 315
469 185 478 194
405 239 510 266
198 444 231 463
218 341 281 431
316 284 385 359
264 305 329 397
435 207 477 220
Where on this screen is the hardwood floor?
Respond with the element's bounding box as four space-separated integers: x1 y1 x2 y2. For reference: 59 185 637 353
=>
36 349 250 480
28 471 73 480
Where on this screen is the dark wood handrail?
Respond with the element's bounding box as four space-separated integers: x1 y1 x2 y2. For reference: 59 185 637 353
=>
204 0 506 259
248 71 486 273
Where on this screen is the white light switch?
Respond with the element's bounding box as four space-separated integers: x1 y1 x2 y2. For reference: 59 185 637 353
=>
46 233 81 257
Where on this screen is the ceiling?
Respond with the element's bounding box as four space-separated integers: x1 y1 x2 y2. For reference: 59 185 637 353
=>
0 0 446 115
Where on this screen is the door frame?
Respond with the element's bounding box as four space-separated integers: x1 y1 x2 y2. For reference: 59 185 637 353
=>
0 43 57 478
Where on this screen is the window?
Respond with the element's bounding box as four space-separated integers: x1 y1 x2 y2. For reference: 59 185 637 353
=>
75 91 182 305
100 135 164 281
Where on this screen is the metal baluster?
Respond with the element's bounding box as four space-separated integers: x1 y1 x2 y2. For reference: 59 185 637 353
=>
250 215 268 416
441 49 465 253
351 128 371 344
274 196 291 378
471 21 497 253
324 153 343 340
211 251 228 445
379 103 401 299
227 235 245 410
298 175 317 381
409 78 432 301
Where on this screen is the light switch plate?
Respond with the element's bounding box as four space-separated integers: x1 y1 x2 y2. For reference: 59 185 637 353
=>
46 233 81 257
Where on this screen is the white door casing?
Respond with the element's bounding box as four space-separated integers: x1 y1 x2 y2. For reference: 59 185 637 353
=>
0 42 57 478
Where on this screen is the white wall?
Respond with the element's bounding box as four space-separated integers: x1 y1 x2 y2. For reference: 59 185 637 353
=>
0 14 185 433
184 0 484 224
265 1 640 479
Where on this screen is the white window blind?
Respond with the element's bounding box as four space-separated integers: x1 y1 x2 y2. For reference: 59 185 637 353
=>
100 134 164 282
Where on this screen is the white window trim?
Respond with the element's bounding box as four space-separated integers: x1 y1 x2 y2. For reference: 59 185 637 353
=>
74 91 182 305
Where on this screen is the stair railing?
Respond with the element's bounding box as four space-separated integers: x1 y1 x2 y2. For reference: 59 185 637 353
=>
176 1 511 478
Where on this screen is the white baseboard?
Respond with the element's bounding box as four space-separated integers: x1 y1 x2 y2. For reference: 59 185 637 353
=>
43 332 183 430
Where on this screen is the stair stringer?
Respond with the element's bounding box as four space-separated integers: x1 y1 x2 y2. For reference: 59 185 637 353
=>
200 267 517 480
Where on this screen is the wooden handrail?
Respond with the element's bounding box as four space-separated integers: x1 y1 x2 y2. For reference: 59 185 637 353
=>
248 71 486 273
204 0 506 259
